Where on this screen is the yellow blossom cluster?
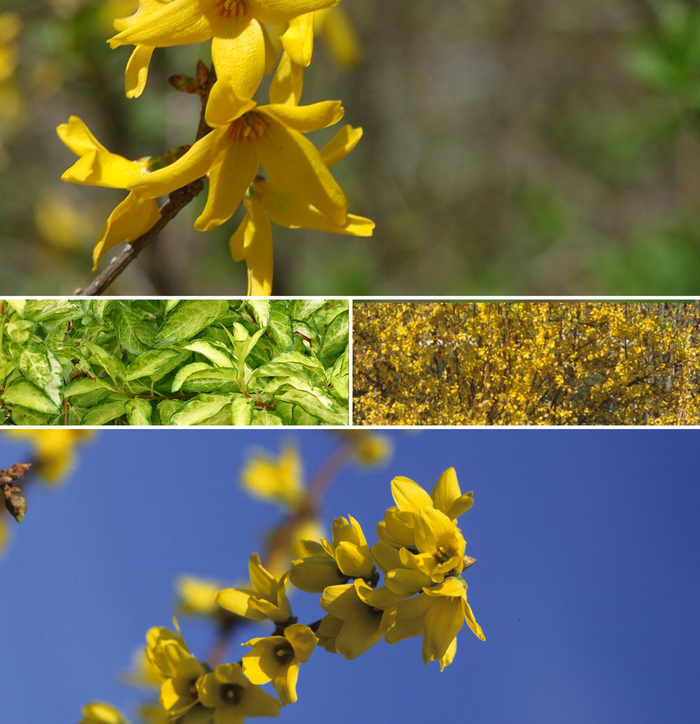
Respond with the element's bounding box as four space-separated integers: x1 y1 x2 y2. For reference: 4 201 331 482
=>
89 465 483 724
354 302 700 425
0 12 23 140
56 0 373 294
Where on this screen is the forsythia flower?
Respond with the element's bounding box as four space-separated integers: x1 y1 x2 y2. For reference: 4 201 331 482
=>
242 624 318 705
78 702 132 724
386 575 485 666
215 553 292 623
56 116 162 268
176 575 228 617
197 663 282 721
241 442 304 508
145 619 206 717
127 100 349 233
320 515 375 579
229 124 374 295
318 579 399 659
108 0 342 126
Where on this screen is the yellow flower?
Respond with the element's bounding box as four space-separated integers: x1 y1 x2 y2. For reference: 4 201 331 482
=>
175 575 227 617
241 442 304 508
376 468 473 549
56 116 162 269
228 123 373 295
288 538 350 593
109 0 342 126
197 663 281 721
215 553 292 623
128 100 349 233
242 623 318 705
144 619 206 717
319 579 399 659
320 515 375 579
5 429 93 484
385 576 484 668
78 702 132 724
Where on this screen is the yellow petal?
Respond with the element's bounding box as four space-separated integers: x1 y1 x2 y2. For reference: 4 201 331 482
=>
206 16 265 126
319 124 363 167
92 192 161 269
128 126 229 199
269 51 304 106
242 196 274 296
281 12 314 67
125 45 154 98
261 100 343 133
108 0 214 48
255 178 373 235
57 115 109 157
317 5 361 69
247 0 341 26
422 596 464 665
254 114 347 225
194 129 258 231
215 587 267 620
391 476 432 511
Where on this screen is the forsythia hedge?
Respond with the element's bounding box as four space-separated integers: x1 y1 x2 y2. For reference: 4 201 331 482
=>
353 302 700 425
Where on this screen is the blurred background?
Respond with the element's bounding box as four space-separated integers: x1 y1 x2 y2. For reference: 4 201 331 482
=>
1 429 699 723
3 0 700 294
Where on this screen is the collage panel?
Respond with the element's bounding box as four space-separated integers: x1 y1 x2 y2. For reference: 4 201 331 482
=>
1 429 699 723
353 300 700 426
0 299 349 427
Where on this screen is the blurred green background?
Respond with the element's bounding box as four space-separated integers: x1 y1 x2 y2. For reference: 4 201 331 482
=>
2 0 700 295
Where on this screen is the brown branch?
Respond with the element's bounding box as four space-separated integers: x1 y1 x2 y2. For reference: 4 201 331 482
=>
77 64 217 297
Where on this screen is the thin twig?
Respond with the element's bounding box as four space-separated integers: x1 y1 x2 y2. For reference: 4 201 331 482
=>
77 65 217 297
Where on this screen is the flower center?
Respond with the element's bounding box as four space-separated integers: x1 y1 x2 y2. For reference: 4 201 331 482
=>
434 545 454 564
218 0 248 18
274 642 295 665
221 683 243 704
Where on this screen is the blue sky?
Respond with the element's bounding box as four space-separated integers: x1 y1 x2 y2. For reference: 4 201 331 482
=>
1 429 699 724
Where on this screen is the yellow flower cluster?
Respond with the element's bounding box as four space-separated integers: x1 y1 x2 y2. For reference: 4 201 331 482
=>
56 0 373 294
354 302 700 425
100 466 483 724
0 13 23 139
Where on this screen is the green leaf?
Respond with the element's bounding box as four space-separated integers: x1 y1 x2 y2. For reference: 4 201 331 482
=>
83 341 127 385
10 406 50 426
184 339 237 368
63 377 113 397
81 397 129 425
252 409 284 425
231 323 265 376
289 300 328 321
181 368 242 394
168 393 233 426
5 320 34 343
155 300 230 345
268 304 295 351
88 300 113 325
155 398 183 425
5 300 26 317
329 347 349 400
165 299 181 315
246 300 272 329
126 348 182 381
125 397 153 425
319 310 349 366
8 341 63 406
231 397 255 425
252 351 326 381
171 362 214 393
110 306 149 355
273 384 348 425
2 380 61 415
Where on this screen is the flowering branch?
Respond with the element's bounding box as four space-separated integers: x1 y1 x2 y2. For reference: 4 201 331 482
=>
77 64 217 297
